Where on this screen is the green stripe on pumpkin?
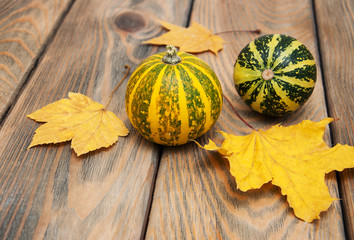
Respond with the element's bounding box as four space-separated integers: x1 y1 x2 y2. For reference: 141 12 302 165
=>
182 58 223 101
252 34 273 68
181 61 222 122
237 78 263 99
248 81 266 113
279 63 316 83
274 78 314 104
126 60 161 117
177 65 208 138
129 64 166 140
277 59 315 73
147 65 169 143
237 46 262 71
270 35 297 67
273 41 306 71
266 34 281 68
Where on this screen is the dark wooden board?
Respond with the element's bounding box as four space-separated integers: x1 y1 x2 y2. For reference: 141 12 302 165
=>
314 0 354 238
146 0 346 239
0 0 72 119
0 0 192 239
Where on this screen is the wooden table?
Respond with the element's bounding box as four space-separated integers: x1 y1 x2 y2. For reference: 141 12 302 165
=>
0 0 353 239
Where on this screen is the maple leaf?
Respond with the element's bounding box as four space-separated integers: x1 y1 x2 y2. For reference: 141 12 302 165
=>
197 118 354 222
27 92 129 156
143 20 225 54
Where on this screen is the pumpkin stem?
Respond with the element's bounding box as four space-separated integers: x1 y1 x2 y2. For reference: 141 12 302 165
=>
162 45 181 64
262 69 274 80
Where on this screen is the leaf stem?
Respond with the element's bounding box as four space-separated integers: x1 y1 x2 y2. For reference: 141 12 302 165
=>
215 29 261 35
223 94 256 130
105 65 130 109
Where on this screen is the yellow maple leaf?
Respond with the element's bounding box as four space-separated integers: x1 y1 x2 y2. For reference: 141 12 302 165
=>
197 118 354 222
143 20 225 54
27 92 129 156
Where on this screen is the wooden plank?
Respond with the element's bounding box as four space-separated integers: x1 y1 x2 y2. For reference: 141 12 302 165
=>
0 0 73 119
314 0 354 238
146 0 346 239
0 0 192 239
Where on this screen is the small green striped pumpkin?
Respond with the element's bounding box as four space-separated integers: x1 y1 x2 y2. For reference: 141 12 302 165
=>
233 34 316 117
125 45 223 146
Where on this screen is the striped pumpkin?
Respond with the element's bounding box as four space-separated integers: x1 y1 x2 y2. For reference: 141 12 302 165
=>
125 45 223 146
233 34 316 117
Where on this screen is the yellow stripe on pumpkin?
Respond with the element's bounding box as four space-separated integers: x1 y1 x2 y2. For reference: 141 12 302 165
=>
175 66 190 144
276 75 315 89
250 82 266 113
271 83 300 112
183 60 223 107
248 40 265 69
276 59 316 73
233 62 262 84
272 40 303 70
266 34 281 69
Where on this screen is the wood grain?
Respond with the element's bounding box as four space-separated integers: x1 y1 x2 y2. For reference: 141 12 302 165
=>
146 0 346 239
0 0 73 119
0 0 192 239
314 0 354 238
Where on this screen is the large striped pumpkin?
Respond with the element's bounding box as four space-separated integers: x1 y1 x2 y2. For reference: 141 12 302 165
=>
125 45 222 146
233 34 316 117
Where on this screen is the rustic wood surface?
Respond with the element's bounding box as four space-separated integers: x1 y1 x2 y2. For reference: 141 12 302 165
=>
0 0 352 239
0 0 191 239
314 0 354 238
0 0 72 119
146 0 347 239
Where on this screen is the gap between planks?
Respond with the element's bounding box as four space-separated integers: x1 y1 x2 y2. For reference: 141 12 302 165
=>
310 0 350 239
139 1 195 238
140 145 163 240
